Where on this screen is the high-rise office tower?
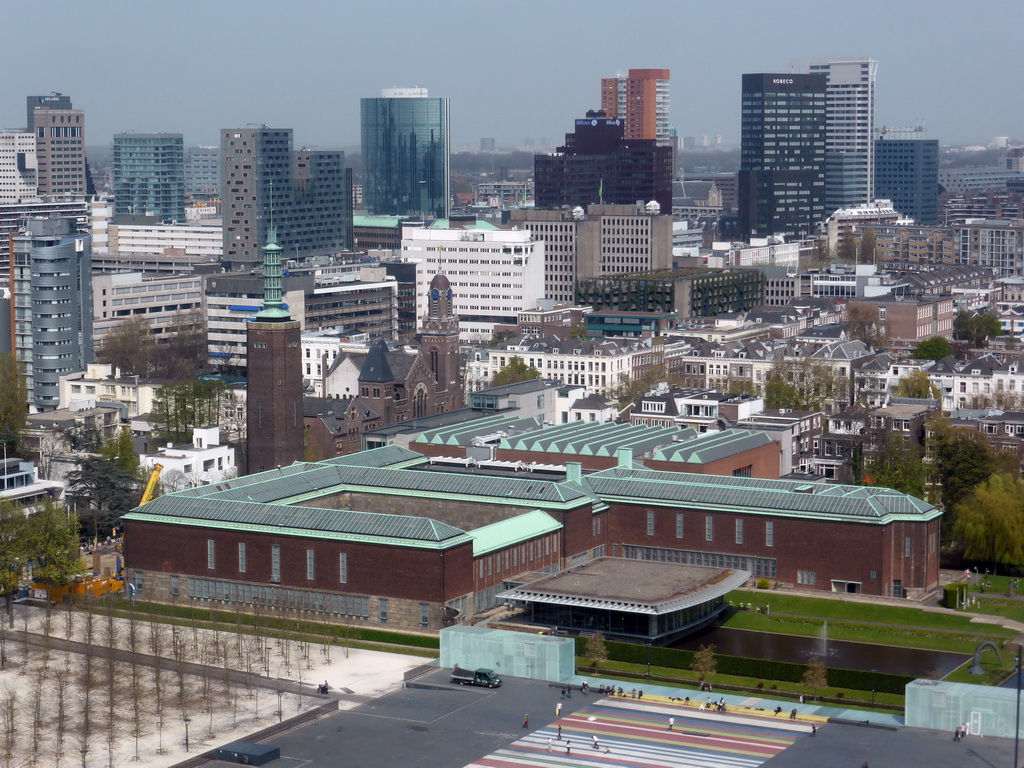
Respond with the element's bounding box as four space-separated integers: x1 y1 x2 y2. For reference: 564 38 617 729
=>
792 58 878 212
874 128 939 224
245 227 303 473
600 69 671 146
185 145 221 197
361 88 450 218
738 73 827 239
221 127 352 272
10 217 92 410
25 94 89 196
0 132 37 203
534 111 674 214
112 132 186 223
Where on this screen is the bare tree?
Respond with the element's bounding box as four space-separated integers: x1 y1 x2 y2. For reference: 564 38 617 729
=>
148 620 167 754
126 608 147 762
103 602 120 768
30 670 44 766
54 667 70 759
0 686 17 768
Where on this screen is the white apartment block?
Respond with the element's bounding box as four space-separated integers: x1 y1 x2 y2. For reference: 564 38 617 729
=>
140 427 235 488
0 132 37 203
106 223 222 260
92 272 204 348
709 237 802 268
823 200 903 252
402 227 544 342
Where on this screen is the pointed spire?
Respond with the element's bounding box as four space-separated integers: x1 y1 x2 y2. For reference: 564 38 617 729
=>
255 183 291 322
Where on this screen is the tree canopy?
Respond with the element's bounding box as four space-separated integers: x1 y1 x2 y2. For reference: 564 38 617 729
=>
953 311 1003 348
764 359 846 413
96 309 207 380
150 379 230 444
927 416 1012 528
845 304 889 350
893 369 940 400
910 337 952 361
67 456 142 539
0 351 27 450
866 432 926 499
490 356 541 388
954 473 1024 569
23 499 85 585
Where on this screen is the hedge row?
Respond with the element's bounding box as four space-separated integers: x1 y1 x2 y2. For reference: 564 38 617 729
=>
577 637 911 694
944 582 967 609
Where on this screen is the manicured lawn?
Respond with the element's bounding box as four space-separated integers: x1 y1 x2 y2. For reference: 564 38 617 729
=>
728 590 1017 636
723 610 1003 654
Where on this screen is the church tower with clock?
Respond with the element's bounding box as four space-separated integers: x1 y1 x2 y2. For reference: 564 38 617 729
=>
420 271 463 411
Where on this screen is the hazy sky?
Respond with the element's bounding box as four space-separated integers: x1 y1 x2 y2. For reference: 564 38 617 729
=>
5 0 1021 152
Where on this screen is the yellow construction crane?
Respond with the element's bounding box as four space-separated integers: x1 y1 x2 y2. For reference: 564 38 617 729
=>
140 463 163 506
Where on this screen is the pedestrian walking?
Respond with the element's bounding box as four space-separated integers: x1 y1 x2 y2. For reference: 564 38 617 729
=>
523 714 529 729
547 738 553 752
790 708 797 720
592 735 599 749
810 724 817 737
566 741 572 756
556 701 562 717
799 693 805 704
668 716 674 731
557 725 562 740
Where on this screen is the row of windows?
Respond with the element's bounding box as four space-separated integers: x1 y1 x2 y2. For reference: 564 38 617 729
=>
647 512 774 547
619 545 777 579
210 541 349 585
171 576 371 620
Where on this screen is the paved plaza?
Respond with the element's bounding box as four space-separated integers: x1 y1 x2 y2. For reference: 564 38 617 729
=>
190 668 1020 768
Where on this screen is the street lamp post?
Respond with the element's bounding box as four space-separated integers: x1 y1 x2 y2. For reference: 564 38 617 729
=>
871 669 877 708
80 747 88 768
183 716 191 753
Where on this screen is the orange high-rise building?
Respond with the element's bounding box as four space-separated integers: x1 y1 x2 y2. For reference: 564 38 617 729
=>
600 69 671 145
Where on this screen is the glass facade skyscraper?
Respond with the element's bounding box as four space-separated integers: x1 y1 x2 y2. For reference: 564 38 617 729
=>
738 73 827 239
874 133 939 224
361 89 450 218
112 132 185 222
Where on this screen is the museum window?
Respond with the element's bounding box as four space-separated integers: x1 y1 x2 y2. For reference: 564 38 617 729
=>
339 553 348 584
379 598 389 624
646 510 655 536
271 545 281 583
170 574 179 597
735 519 743 545
593 516 601 536
207 539 215 570
419 602 429 629
705 517 713 542
797 570 816 586
306 550 315 581
765 521 774 547
675 513 684 539
238 543 247 573
905 536 911 557
134 572 144 592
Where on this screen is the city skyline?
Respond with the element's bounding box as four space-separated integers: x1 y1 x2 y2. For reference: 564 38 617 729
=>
2 0 1020 153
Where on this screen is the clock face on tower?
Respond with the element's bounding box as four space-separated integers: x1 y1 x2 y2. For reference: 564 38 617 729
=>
431 288 440 300
446 289 453 299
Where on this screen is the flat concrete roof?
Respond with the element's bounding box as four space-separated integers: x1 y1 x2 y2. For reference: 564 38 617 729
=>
501 557 749 614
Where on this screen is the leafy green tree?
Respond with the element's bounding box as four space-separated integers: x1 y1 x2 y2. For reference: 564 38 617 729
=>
0 352 27 451
568 322 588 341
763 359 847 414
893 369 940 400
0 499 28 626
953 311 1003 348
910 337 952 361
858 227 877 265
691 644 717 681
490 356 541 387
99 427 140 476
24 499 85 586
954 473 1024 570
866 433 926 499
584 631 609 668
150 379 229 444
67 456 143 541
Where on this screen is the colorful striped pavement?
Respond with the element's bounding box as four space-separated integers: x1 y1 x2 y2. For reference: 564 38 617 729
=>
465 697 811 768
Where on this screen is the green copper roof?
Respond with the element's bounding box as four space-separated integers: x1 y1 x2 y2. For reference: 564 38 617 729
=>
469 510 561 556
254 225 292 322
122 498 470 550
414 414 543 446
582 467 940 523
499 421 692 457
428 219 499 230
353 215 402 229
652 430 775 463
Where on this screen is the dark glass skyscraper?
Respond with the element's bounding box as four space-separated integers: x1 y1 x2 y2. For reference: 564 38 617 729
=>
874 132 939 224
361 89 450 218
738 73 826 239
112 132 185 222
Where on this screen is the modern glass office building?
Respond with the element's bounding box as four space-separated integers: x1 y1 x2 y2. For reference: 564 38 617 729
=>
738 73 827 239
874 132 939 224
361 89 450 218
112 133 185 223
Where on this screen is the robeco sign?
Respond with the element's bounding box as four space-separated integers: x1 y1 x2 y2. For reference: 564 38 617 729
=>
772 79 794 85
